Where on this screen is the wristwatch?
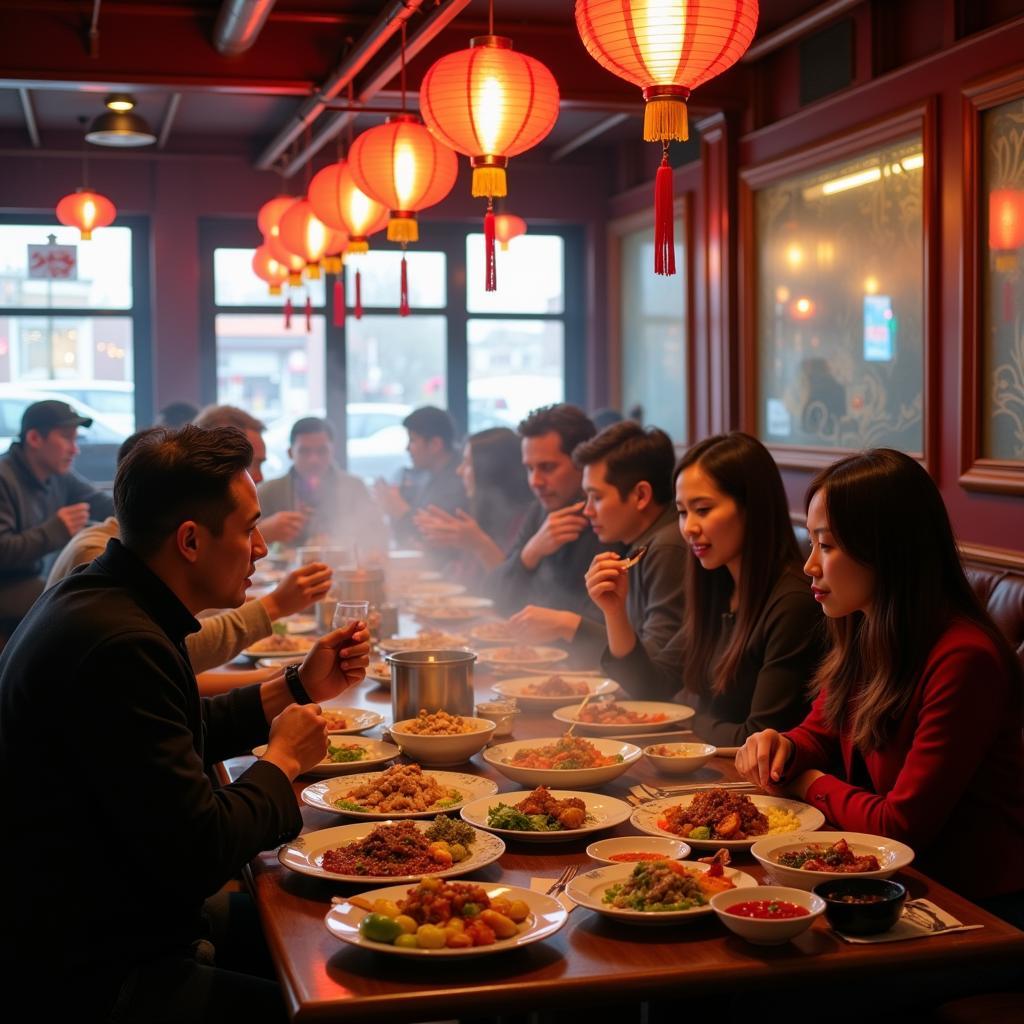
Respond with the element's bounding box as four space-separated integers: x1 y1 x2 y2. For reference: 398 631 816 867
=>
285 663 313 705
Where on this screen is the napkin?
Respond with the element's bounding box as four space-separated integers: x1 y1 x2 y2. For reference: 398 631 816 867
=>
530 875 577 914
834 898 983 943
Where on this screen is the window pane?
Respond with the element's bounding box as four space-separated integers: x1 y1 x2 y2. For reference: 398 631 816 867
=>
982 98 1024 461
0 314 134 434
467 319 564 432
346 314 447 481
620 216 686 441
345 251 446 309
0 224 132 309
215 248 325 307
756 136 924 453
216 313 325 480
466 234 564 313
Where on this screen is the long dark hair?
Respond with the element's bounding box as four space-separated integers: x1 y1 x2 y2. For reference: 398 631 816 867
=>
677 432 804 695
806 448 1021 750
468 427 532 541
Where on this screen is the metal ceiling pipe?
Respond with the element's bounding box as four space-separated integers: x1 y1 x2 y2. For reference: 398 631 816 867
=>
254 0 431 171
276 0 473 177
214 0 278 57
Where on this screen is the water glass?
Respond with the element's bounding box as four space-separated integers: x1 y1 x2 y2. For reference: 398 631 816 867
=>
332 600 369 630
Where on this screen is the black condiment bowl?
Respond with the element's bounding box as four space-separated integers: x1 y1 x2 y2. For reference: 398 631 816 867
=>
812 878 907 935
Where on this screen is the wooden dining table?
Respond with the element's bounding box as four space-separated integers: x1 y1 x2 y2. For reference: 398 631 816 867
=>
218 661 1024 1023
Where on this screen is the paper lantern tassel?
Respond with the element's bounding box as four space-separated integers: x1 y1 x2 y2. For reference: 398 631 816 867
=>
355 269 363 320
654 148 676 277
484 201 497 292
400 253 410 317
284 296 293 329
305 295 312 333
333 277 345 328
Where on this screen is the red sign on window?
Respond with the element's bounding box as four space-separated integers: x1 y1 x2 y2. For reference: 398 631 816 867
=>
27 242 78 280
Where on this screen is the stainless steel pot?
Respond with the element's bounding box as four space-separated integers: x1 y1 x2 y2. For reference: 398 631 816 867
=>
334 567 386 607
387 649 477 721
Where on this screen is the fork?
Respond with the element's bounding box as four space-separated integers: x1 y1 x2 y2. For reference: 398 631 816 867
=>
637 780 757 800
544 863 579 897
903 902 950 932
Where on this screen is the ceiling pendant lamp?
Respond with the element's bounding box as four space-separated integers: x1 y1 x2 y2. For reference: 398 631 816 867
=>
56 189 116 241
251 245 289 295
493 213 527 251
575 0 759 274
277 199 336 280
349 114 459 316
419 2 559 291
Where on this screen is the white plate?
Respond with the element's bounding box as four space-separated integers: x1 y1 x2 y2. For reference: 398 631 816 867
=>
411 597 495 621
242 637 315 660
377 633 470 654
252 737 399 777
325 882 567 957
492 674 619 708
552 700 695 734
468 620 520 645
459 789 633 844
285 615 317 635
279 820 505 883
630 793 825 850
750 831 915 890
302 769 499 819
406 582 467 600
475 646 569 669
567 860 759 924
483 736 642 789
318 707 385 735
367 660 391 686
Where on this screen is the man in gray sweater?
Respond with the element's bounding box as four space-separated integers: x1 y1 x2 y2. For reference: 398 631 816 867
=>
0 400 114 632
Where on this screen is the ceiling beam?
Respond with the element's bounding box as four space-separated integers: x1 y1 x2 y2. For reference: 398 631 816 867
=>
742 0 864 62
157 91 181 149
17 87 40 147
550 113 629 161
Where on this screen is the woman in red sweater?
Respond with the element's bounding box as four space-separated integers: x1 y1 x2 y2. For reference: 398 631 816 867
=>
736 449 1024 921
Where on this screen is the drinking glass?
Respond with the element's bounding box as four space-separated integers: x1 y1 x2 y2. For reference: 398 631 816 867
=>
332 600 369 630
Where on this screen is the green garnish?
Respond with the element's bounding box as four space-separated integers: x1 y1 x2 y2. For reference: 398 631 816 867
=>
486 803 563 832
326 743 367 764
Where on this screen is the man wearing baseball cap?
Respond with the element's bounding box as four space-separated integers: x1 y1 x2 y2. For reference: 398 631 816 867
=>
0 399 114 634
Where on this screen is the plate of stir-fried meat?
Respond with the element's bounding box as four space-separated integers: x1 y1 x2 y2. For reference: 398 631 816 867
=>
492 674 618 708
459 785 633 843
751 832 915 889
631 788 825 849
301 763 498 819
552 699 695 733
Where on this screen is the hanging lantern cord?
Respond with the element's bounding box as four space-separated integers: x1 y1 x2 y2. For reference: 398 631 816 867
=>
488 0 494 35
400 23 407 113
654 140 676 276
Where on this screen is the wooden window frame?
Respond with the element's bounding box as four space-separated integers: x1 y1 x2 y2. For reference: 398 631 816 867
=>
960 65 1024 494
738 100 938 471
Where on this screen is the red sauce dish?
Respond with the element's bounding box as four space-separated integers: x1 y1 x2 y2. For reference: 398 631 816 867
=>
608 852 665 863
724 899 810 919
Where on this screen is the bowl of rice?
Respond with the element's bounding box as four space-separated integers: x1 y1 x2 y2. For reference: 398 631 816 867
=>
389 710 496 766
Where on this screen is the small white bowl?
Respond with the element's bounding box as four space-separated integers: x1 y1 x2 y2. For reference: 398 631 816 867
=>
388 716 496 766
710 886 825 945
475 701 519 737
585 836 691 865
643 742 718 776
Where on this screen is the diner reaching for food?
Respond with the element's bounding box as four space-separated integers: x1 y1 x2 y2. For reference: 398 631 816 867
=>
598 432 825 746
735 449 1024 922
0 425 370 1021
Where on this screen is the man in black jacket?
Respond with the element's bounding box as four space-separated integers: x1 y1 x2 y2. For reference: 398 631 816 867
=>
0 399 115 630
0 425 369 1022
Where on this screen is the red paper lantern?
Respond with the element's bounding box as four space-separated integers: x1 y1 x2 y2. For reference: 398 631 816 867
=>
989 189 1024 251
251 245 289 296
420 37 559 201
277 200 336 279
308 162 389 253
349 114 459 244
55 189 116 240
257 195 297 239
493 213 527 251
265 234 306 286
575 0 759 274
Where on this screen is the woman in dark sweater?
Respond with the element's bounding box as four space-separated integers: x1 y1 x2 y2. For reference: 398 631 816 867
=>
592 432 823 746
736 449 1024 914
